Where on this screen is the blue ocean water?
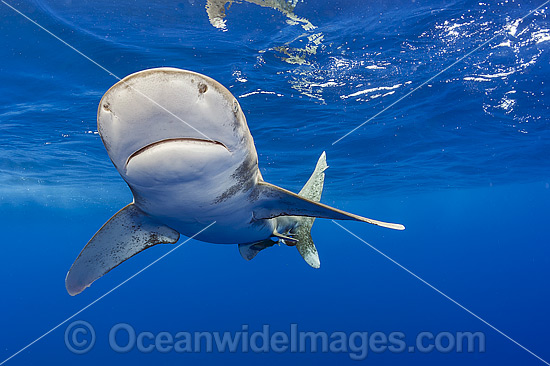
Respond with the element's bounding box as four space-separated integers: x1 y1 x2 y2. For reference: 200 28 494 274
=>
1 0 549 364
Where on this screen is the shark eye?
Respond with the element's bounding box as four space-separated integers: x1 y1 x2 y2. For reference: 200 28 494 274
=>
233 100 239 113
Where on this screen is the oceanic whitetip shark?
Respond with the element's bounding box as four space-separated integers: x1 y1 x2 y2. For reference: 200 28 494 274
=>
65 67 404 295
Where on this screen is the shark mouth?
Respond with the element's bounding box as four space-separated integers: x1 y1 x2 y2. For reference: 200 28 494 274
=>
125 138 229 168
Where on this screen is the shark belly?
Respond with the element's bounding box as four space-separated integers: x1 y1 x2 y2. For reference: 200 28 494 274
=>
132 182 276 244
123 138 274 244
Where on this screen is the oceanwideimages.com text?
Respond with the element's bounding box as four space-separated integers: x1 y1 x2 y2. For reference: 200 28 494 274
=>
65 321 486 360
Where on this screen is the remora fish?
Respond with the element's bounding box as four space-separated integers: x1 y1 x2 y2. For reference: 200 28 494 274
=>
65 67 404 295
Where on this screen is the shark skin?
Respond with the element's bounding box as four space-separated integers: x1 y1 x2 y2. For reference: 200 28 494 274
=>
65 67 404 295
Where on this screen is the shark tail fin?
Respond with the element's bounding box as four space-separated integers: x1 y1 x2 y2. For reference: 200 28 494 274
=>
239 153 327 266
294 226 320 268
254 152 404 267
293 151 327 268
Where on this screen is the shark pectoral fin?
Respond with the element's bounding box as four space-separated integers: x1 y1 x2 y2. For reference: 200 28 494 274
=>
253 181 405 230
238 239 277 261
65 203 179 296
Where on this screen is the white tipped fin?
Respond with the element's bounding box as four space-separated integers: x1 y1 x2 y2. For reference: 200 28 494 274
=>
293 152 325 268
295 225 320 268
298 151 328 202
65 204 179 296
254 181 405 231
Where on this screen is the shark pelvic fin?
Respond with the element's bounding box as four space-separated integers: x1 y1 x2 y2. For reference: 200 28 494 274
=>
238 239 277 261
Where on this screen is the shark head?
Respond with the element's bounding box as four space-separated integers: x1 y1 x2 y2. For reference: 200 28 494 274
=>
97 68 257 188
